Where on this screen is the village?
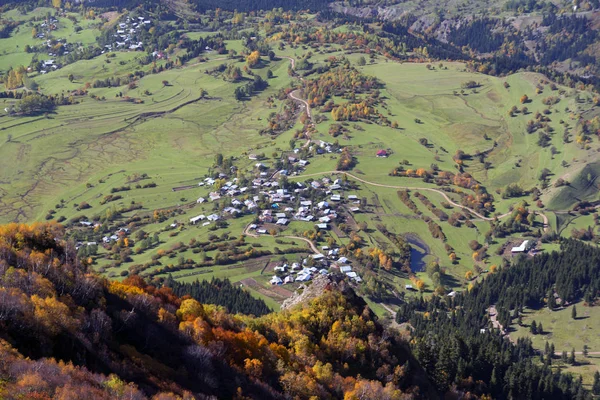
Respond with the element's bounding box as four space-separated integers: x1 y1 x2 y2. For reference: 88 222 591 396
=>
28 12 156 76
184 140 365 287
106 15 152 52
70 131 542 297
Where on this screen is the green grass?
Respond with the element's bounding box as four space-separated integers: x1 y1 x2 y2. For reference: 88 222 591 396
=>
0 11 101 73
510 304 600 354
2 18 600 308
510 303 600 385
547 162 600 210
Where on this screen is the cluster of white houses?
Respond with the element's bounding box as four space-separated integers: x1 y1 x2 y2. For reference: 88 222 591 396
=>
106 16 151 52
269 253 362 286
187 165 362 234
101 227 130 244
34 16 59 40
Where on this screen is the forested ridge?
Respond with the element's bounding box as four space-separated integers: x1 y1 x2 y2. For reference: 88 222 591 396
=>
397 240 598 399
0 223 435 399
0 226 597 398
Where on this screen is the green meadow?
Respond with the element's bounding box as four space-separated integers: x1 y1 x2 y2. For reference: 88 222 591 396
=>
1 13 599 308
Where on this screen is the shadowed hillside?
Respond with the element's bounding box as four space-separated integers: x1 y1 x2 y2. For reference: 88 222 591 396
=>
0 222 434 399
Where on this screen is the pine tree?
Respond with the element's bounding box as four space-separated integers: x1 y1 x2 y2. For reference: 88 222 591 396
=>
530 320 537 334
583 344 588 357
538 322 544 334
490 366 499 389
569 348 576 365
547 289 556 310
562 350 568 363
593 371 600 395
572 304 577 319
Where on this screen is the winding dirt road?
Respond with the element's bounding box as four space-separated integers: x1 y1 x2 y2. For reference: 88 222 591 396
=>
281 56 315 147
292 170 509 221
289 89 313 124
242 56 551 266
288 170 550 232
276 58 550 231
243 224 320 254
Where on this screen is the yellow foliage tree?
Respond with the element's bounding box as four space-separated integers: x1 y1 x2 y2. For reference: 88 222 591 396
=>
176 298 205 322
246 51 261 68
243 358 263 379
31 295 79 336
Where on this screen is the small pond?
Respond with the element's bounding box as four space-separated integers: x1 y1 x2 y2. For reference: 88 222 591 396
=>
405 234 430 273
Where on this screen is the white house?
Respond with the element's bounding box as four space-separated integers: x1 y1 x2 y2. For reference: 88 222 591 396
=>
296 273 311 282
511 240 533 253
270 276 283 285
190 215 206 224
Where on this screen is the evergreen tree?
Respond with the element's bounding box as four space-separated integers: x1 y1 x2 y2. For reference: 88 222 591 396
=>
572 304 577 319
530 320 537 334
547 288 556 310
593 371 600 395
569 348 576 365
162 275 271 316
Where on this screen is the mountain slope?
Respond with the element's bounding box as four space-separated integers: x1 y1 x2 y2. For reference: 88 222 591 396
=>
0 222 433 399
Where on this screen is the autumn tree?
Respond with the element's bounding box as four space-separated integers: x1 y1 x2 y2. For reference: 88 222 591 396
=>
246 51 261 68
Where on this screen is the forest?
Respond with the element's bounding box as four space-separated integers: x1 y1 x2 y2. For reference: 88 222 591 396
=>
1 224 599 398
396 240 600 398
161 275 272 316
0 223 435 399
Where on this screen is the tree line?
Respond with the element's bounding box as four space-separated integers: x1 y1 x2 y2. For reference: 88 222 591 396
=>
161 275 272 316
396 239 599 398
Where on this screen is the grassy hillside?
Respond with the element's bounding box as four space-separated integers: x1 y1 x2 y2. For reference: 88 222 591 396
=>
1 6 599 316
547 162 600 210
510 303 600 386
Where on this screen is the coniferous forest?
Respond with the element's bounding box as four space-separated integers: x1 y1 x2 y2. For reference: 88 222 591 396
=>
162 275 272 316
397 240 598 399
